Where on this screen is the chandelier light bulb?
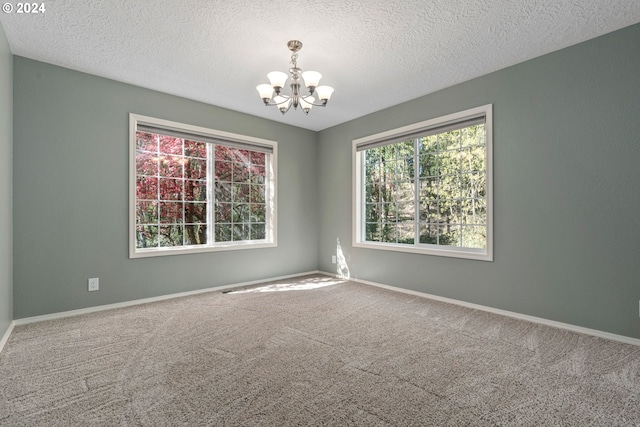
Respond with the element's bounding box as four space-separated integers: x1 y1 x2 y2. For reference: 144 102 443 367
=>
302 71 322 90
267 71 288 91
273 95 290 114
315 86 334 104
256 84 274 103
300 96 315 114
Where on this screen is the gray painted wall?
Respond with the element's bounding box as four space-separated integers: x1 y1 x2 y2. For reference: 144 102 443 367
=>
317 23 640 339
0 21 12 337
13 57 318 318
8 23 640 340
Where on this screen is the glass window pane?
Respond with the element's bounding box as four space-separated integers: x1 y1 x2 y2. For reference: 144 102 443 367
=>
136 176 158 200
185 224 207 246
250 185 265 203
136 225 158 248
136 151 158 176
439 174 460 199
461 124 485 148
439 225 461 247
460 172 486 199
381 203 397 223
397 202 415 222
365 223 381 242
215 223 232 242
233 224 249 240
159 225 184 247
215 203 232 222
232 204 249 222
419 199 438 222
420 135 437 152
250 223 266 240
159 155 183 178
438 150 460 176
184 140 207 158
159 202 183 224
185 158 206 180
419 177 438 198
233 183 250 203
365 183 379 203
251 151 266 165
460 146 485 172
136 201 158 225
251 204 266 222
380 223 396 243
365 203 379 223
185 180 206 202
365 161 379 183
159 136 182 155
136 132 157 152
438 199 461 224
159 178 183 201
461 198 486 225
215 161 232 181
397 224 415 244
461 225 486 249
185 202 206 224
234 149 251 164
419 154 438 177
233 162 251 183
251 165 265 184
214 145 234 161
393 180 414 202
215 182 232 203
419 224 438 244
438 129 461 151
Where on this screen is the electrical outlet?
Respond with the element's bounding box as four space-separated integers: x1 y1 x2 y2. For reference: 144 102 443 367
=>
88 278 99 292
332 255 337 264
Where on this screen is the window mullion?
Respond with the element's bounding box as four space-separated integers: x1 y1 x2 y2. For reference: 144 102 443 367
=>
155 134 161 248
414 137 420 246
208 144 215 243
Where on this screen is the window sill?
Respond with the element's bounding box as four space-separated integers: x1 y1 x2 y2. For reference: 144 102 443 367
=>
353 240 493 262
130 241 277 259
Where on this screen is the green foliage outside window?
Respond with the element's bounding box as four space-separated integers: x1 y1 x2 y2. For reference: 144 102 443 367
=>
364 125 486 249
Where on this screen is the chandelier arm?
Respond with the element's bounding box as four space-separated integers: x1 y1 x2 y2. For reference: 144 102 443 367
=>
299 94 329 107
262 94 291 107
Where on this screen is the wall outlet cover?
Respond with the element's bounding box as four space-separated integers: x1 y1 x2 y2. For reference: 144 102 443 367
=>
88 278 99 292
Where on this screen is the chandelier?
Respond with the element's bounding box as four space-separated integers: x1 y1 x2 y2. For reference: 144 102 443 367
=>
256 40 334 115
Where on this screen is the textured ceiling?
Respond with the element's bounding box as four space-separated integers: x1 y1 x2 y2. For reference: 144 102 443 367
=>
2 0 640 131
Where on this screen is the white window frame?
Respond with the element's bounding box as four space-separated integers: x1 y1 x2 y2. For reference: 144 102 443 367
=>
352 104 493 261
129 114 277 258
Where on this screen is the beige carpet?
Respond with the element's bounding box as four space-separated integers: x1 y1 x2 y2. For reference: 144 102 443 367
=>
0 274 639 426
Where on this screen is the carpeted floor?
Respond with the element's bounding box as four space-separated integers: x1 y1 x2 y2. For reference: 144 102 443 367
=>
0 274 639 426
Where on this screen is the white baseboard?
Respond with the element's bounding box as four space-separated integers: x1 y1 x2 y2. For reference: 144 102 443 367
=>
319 271 639 347
0 321 15 353
7 270 637 349
13 270 321 327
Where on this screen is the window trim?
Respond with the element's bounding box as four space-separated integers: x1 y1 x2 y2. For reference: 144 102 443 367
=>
352 104 493 261
129 113 278 258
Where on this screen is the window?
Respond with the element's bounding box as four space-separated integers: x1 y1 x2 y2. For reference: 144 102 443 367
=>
129 114 277 258
353 104 492 261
